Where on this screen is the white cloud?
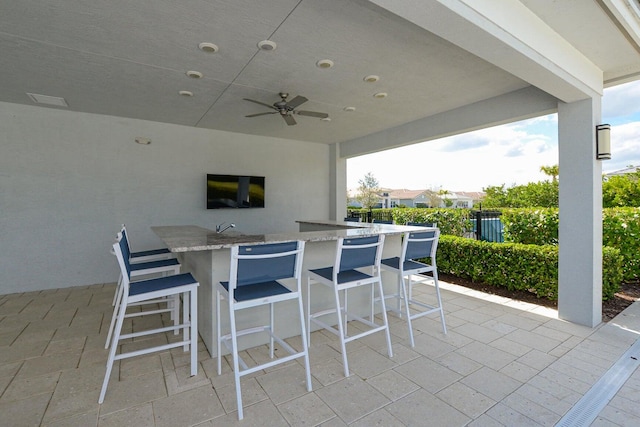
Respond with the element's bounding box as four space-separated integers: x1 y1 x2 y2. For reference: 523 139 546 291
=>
347 84 640 192
603 81 640 120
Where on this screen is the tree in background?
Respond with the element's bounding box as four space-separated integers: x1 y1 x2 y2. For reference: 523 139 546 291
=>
482 164 559 208
438 189 454 207
356 172 380 209
426 187 443 208
603 167 640 207
540 164 559 182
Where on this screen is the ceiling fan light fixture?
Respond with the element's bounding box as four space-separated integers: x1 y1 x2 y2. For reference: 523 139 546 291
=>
321 117 331 122
198 42 219 53
364 75 379 83
178 90 194 97
344 106 356 112
186 70 203 79
316 59 334 69
373 92 387 99
258 40 277 51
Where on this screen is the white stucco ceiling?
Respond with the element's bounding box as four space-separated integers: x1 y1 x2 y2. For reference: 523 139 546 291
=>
1 0 639 145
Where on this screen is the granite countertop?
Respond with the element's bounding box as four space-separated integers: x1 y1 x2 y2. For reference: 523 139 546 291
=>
152 221 428 252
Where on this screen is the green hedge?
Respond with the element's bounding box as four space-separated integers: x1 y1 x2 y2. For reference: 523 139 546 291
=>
602 208 640 281
499 207 640 281
436 235 623 301
390 208 471 237
501 208 558 245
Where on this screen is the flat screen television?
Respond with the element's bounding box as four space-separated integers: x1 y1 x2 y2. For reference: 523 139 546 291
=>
206 174 265 209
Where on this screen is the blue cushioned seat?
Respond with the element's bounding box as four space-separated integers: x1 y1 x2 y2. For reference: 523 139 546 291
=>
220 280 290 301
129 272 197 296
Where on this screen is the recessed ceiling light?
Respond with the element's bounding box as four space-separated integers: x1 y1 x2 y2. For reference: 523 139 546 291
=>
316 59 334 69
198 42 219 53
343 106 356 112
373 92 387 99
321 117 331 122
257 40 277 51
135 137 151 145
178 90 194 97
26 92 68 107
186 70 203 79
364 75 379 83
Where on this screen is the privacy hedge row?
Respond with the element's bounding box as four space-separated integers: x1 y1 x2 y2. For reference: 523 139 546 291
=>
390 207 639 281
435 235 624 301
391 208 471 236
500 207 640 281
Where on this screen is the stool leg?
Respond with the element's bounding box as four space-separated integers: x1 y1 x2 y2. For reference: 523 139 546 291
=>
216 288 222 376
190 287 198 376
105 282 125 349
182 291 189 352
333 286 350 377
297 293 312 392
229 302 244 420
99 293 127 403
433 271 447 335
376 278 394 358
401 275 415 348
306 276 312 348
269 302 275 359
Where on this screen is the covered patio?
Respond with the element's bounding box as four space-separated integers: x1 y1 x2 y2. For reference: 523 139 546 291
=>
2 278 640 426
2 1 640 425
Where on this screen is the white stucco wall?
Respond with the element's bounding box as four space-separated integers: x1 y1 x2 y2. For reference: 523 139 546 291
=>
0 102 330 294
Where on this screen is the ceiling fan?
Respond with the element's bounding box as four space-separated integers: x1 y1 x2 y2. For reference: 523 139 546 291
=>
243 92 329 126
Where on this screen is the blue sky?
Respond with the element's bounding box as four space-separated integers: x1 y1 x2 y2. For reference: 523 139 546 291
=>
347 80 640 192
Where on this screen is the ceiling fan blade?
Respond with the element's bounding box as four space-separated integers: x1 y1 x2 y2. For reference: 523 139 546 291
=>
296 110 329 119
245 112 278 118
243 98 276 110
282 114 297 126
286 95 308 109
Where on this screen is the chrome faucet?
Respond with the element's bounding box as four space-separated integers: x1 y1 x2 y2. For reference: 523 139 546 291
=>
216 222 236 233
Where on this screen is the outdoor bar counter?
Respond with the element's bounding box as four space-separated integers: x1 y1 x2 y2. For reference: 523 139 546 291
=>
152 221 429 356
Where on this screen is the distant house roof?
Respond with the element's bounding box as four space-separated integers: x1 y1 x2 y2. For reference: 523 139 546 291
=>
347 188 486 201
605 166 639 177
387 189 429 199
452 191 486 200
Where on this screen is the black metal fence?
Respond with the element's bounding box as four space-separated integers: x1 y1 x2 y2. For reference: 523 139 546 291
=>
470 210 503 242
346 209 394 223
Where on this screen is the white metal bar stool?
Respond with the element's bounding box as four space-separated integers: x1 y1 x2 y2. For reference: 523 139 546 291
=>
99 235 198 404
381 228 446 348
306 234 393 377
216 241 311 420
105 231 182 349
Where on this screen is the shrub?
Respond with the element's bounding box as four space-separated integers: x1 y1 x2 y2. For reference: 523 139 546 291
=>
391 208 471 237
501 208 558 245
603 208 640 281
436 236 623 301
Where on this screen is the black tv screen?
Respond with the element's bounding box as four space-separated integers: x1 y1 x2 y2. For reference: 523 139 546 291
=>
206 174 265 209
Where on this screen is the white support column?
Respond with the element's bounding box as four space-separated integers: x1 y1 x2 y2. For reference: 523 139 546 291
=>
557 98 603 327
329 143 347 220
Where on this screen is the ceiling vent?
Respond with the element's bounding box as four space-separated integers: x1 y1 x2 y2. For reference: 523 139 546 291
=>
26 93 68 107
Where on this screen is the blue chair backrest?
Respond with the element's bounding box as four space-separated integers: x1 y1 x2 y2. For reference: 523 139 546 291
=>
120 229 132 261
339 236 381 272
404 230 437 261
344 217 360 222
373 219 393 224
406 222 436 227
236 242 300 287
116 235 132 278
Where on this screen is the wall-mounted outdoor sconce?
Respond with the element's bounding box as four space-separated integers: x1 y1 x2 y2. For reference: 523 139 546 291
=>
596 124 611 160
